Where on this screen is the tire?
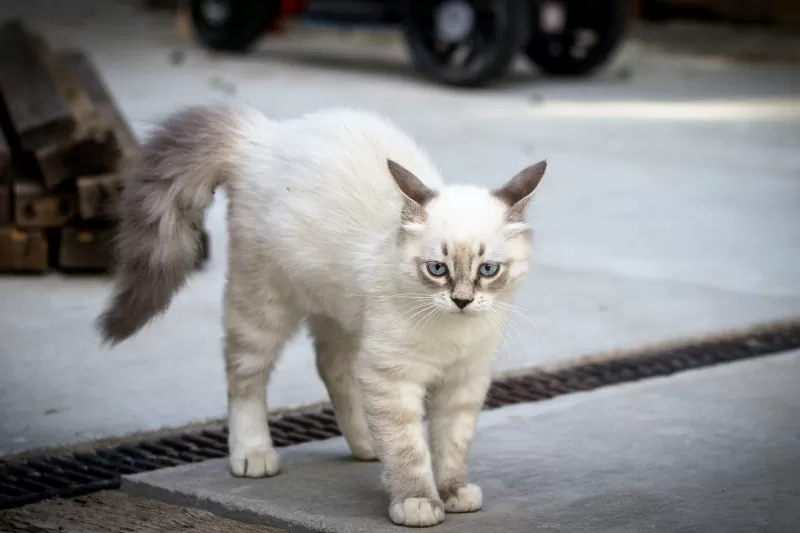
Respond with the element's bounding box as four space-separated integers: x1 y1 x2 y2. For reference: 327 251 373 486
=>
525 0 627 77
402 0 531 88
189 0 280 52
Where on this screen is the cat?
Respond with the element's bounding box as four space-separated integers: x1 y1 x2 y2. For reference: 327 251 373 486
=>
97 104 547 527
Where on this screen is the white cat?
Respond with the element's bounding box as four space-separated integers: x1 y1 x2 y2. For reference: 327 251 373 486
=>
98 105 547 527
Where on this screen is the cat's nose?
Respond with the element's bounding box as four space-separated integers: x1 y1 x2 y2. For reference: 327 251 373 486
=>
451 297 473 310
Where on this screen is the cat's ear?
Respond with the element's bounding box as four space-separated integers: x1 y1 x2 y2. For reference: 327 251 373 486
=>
493 160 547 223
387 159 436 228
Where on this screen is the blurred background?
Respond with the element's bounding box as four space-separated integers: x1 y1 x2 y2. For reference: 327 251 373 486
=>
0 0 798 463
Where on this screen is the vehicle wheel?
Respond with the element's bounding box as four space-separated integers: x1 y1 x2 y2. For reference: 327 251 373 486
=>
189 0 280 52
525 0 627 77
402 0 531 88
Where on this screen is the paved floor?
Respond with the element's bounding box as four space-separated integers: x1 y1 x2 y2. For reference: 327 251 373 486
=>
124 350 800 533
1 0 800 456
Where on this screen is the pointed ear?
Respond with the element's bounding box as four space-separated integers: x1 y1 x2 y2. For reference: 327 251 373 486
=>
492 160 547 222
388 159 436 206
388 159 437 226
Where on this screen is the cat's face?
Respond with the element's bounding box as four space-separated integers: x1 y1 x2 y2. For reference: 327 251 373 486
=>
390 160 546 316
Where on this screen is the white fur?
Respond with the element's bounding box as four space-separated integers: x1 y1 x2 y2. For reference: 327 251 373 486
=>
221 107 540 527
229 108 528 326
104 105 544 528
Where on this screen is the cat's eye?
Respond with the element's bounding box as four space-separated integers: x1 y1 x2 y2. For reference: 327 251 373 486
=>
426 261 448 277
479 262 500 277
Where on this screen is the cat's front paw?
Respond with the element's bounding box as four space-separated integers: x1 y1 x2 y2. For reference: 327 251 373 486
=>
442 484 483 513
388 497 445 527
229 445 281 478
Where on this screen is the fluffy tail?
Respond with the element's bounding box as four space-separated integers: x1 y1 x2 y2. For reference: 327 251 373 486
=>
97 104 245 345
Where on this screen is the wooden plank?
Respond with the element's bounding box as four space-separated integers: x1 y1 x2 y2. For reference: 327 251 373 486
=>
12 178 77 228
76 172 123 220
33 141 73 189
0 183 10 224
37 131 122 190
57 225 114 271
28 36 118 190
29 32 102 139
0 227 48 272
0 19 75 151
0 129 9 224
0 126 9 181
57 51 139 161
0 490 288 533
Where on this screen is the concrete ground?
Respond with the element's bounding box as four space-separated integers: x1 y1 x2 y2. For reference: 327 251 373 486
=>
1 0 800 456
124 350 800 533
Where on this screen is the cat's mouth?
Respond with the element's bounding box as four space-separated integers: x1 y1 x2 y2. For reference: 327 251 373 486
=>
451 304 481 316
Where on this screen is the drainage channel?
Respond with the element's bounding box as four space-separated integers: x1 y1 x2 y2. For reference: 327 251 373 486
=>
2 321 799 510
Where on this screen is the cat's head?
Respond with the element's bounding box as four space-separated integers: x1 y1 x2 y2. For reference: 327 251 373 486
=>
389 159 546 315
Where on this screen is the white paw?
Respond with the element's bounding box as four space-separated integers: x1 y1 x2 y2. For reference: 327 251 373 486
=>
229 445 281 478
443 484 483 513
389 497 445 527
349 439 378 461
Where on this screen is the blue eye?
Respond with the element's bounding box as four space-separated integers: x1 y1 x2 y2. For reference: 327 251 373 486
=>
479 262 500 277
427 261 448 277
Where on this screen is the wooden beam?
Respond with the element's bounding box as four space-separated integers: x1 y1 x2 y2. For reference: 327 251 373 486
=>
0 183 9 224
12 178 77 228
29 29 102 139
0 125 9 181
0 227 48 272
0 19 75 151
31 41 121 190
76 172 123 220
57 51 139 161
0 129 9 224
37 131 122 190
57 225 115 272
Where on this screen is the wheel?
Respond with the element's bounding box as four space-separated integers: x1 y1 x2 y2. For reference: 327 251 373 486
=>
402 0 531 88
189 0 280 52
525 0 627 77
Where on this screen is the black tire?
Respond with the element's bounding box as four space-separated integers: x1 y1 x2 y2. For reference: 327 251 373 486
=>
189 0 280 53
525 0 627 77
402 0 531 88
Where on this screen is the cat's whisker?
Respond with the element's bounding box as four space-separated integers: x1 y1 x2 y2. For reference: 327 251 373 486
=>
485 308 499 330
505 315 534 361
387 305 433 327
405 307 433 331
394 302 436 321
492 302 549 349
496 327 513 363
485 310 511 361
416 308 441 330
404 304 438 325
341 292 432 302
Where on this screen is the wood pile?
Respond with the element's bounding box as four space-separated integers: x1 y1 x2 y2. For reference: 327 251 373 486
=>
0 18 209 273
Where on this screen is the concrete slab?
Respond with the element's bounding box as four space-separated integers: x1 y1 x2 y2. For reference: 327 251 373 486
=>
124 351 800 533
1 0 800 455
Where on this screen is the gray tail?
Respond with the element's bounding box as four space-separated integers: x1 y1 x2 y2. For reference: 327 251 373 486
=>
97 104 245 345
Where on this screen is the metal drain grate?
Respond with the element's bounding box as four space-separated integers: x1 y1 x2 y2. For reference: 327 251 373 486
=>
2 321 799 510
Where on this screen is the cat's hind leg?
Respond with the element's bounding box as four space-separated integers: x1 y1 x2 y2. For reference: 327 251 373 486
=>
225 290 302 478
309 315 377 461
